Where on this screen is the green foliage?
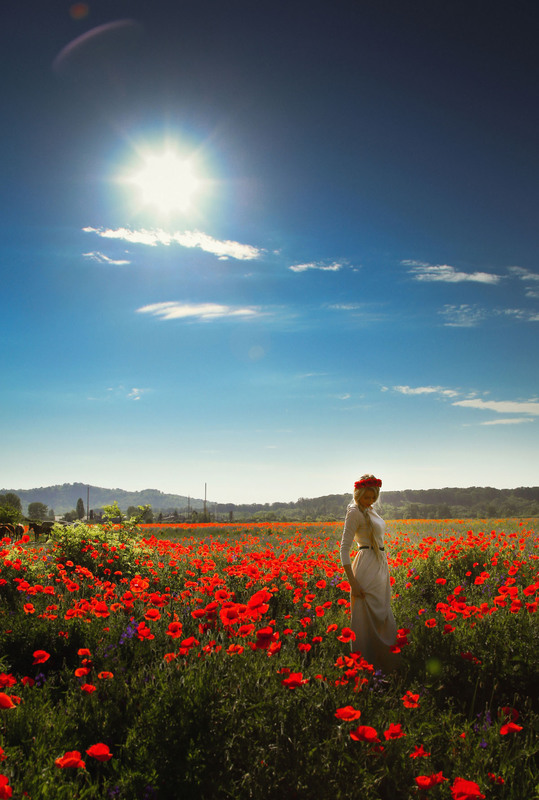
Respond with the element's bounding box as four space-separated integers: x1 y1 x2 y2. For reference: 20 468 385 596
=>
0 492 22 512
50 521 142 581
28 501 49 520
76 498 85 520
0 504 23 523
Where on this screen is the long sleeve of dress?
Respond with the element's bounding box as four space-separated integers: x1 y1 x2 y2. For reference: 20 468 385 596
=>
340 504 361 566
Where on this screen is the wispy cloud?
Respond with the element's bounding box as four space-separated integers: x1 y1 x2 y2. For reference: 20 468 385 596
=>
509 266 539 282
439 304 539 327
453 398 539 416
509 266 539 298
328 303 363 311
83 251 130 266
84 226 262 261
388 383 538 425
289 260 349 273
404 260 501 284
391 385 460 398
136 301 261 321
88 385 149 402
478 417 534 426
127 388 146 401
439 304 488 327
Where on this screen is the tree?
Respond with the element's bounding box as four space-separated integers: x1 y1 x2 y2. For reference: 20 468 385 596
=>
0 504 23 524
28 502 48 520
76 498 85 520
0 493 22 512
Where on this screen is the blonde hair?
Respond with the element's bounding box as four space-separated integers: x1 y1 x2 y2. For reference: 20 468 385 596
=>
353 474 382 560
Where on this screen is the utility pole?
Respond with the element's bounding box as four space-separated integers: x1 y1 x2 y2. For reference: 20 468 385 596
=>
87 485 90 522
204 483 207 519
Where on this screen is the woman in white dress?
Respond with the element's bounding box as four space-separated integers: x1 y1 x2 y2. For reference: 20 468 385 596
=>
339 474 399 673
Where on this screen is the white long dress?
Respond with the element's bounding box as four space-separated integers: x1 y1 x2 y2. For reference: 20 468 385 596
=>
340 502 399 673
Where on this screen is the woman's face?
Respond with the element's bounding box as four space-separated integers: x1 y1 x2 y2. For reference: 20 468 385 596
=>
358 488 376 508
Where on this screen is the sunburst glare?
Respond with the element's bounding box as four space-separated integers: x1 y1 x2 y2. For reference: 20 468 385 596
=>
125 146 205 215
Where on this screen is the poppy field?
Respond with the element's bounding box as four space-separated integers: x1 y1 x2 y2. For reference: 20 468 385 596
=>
0 518 537 799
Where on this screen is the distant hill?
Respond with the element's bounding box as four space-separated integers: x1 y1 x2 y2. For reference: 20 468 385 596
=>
213 486 539 521
1 482 538 520
0 483 204 516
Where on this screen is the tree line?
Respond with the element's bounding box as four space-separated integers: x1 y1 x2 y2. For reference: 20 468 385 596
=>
1 486 538 526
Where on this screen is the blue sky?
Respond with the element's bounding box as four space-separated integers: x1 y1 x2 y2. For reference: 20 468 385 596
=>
1 0 538 503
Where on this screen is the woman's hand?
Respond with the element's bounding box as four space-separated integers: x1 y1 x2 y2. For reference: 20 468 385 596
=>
351 581 365 599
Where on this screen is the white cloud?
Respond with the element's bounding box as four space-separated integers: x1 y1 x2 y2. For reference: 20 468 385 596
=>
83 251 130 266
136 301 261 321
127 388 145 401
328 303 363 311
404 260 501 284
439 304 539 326
453 398 539 415
289 261 346 273
478 417 534 426
392 385 460 398
509 266 539 281
89 385 148 402
84 226 262 261
509 266 539 298
439 304 488 327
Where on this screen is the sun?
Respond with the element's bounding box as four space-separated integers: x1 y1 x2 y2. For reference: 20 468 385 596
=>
127 148 202 214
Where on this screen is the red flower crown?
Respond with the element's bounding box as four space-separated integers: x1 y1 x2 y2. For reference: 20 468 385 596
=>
354 477 382 489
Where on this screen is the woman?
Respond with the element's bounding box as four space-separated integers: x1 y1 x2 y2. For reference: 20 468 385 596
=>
339 474 399 673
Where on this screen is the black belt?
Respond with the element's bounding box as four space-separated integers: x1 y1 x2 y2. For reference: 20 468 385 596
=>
358 545 384 551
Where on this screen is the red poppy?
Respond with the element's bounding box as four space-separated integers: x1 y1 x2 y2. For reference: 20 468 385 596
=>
237 623 255 637
450 777 485 799
247 588 271 616
136 622 154 641
443 624 456 634
424 618 437 628
77 648 92 657
166 621 183 638
409 744 431 758
91 601 110 618
55 750 86 769
227 644 244 655
98 671 113 680
499 706 519 722
74 667 90 678
499 722 523 735
144 608 161 621
402 691 420 708
337 627 356 643
0 695 15 710
349 725 380 743
86 743 113 762
0 675 16 689
384 722 405 740
255 627 277 650
334 705 361 721
415 772 447 789
32 650 50 664
80 684 97 693
281 672 309 689
0 774 12 799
